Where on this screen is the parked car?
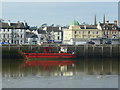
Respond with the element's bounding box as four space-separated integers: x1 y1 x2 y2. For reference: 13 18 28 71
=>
87 41 95 44
105 41 112 44
0 42 9 44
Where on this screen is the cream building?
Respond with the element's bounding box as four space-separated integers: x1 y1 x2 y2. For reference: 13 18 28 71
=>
63 20 103 41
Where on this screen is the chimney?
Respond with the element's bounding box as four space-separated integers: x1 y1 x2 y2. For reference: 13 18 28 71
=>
114 20 117 25
17 21 20 23
106 21 109 24
8 20 11 26
84 25 87 29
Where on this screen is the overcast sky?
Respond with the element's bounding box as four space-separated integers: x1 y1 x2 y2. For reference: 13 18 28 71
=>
2 2 118 27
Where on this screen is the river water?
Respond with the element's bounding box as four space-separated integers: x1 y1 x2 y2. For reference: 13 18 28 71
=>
2 58 119 88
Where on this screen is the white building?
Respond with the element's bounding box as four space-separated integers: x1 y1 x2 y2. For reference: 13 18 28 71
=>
0 21 28 44
35 29 47 44
43 26 63 43
26 32 38 44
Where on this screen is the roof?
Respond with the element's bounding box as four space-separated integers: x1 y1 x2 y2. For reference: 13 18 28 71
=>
0 22 27 29
70 20 80 26
37 30 46 34
26 32 38 38
80 25 97 29
10 23 25 29
99 22 119 30
45 26 62 32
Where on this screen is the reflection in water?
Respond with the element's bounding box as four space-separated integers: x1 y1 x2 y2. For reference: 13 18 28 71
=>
2 58 119 78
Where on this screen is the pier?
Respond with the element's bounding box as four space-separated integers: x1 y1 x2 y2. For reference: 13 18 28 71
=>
1 44 120 59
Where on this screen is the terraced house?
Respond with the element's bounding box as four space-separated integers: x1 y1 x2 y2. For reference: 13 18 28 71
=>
0 21 28 44
97 20 119 39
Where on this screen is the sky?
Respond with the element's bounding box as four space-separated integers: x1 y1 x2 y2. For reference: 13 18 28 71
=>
1 2 118 27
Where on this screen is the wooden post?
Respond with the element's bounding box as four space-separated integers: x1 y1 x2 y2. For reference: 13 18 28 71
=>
84 45 86 57
31 45 32 50
110 59 112 74
9 44 10 51
110 45 112 57
101 59 104 74
101 46 103 57
93 45 94 57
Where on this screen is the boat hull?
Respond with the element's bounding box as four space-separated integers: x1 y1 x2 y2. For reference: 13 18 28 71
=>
22 53 76 59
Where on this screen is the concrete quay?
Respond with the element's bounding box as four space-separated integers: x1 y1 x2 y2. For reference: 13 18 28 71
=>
1 44 120 58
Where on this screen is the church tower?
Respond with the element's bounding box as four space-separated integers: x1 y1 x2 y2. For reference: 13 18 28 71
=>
103 14 105 24
94 15 97 25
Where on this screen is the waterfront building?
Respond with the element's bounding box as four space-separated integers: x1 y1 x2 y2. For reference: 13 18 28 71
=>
97 20 119 39
35 29 47 44
43 26 63 43
63 20 103 43
26 31 38 44
97 15 119 39
0 21 28 44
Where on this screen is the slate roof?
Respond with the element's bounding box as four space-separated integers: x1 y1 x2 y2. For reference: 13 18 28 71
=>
99 22 119 30
80 25 97 29
45 27 62 32
26 32 38 38
0 22 27 29
37 30 46 34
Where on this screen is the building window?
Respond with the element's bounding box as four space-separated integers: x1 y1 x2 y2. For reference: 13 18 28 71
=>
21 35 22 38
14 41 16 44
88 31 90 34
96 31 98 34
49 36 51 39
75 31 77 34
3 34 5 38
41 38 43 40
8 34 9 38
58 36 60 40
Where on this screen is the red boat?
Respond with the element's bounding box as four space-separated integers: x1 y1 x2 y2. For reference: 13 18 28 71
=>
22 47 76 59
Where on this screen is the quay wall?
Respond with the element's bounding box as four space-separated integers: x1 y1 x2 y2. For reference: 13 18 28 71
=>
1 44 120 59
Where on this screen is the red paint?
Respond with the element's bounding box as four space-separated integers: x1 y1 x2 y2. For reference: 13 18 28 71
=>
22 52 76 58
22 60 76 67
21 47 76 59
